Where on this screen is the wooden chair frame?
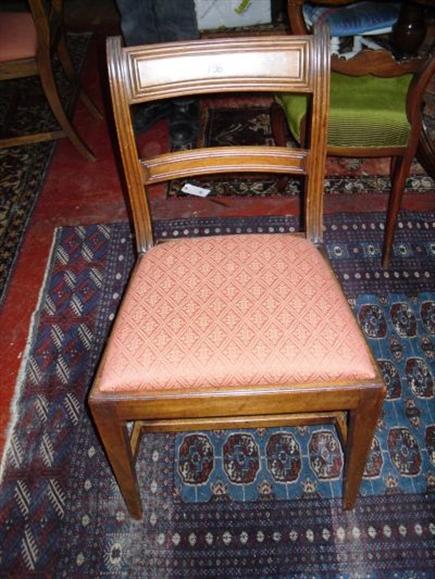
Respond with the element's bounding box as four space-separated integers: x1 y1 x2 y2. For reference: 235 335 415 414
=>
0 0 102 160
282 0 435 267
89 26 386 519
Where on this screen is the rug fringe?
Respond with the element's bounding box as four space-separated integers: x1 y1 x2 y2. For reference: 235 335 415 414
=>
0 228 62 482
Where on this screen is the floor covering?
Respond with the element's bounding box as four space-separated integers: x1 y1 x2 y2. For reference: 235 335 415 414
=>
0 214 434 576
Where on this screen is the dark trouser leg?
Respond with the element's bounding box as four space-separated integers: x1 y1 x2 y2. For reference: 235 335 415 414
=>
115 0 199 45
115 0 159 45
156 0 200 41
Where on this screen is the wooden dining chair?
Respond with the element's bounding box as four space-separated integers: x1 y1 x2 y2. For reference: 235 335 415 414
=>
271 53 435 268
89 25 386 519
0 0 102 161
276 0 435 269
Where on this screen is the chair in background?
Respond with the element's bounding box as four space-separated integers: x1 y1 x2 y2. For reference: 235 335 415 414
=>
88 25 386 519
296 0 402 60
272 0 435 268
0 0 102 160
286 0 428 70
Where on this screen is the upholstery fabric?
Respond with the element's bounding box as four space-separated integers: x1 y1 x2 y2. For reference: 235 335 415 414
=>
97 234 376 393
278 72 412 148
302 1 401 37
0 13 37 62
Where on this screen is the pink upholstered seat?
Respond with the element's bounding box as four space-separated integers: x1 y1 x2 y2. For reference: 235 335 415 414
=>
0 13 37 62
97 234 376 393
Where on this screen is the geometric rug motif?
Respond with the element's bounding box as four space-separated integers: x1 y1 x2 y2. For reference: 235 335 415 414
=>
0 33 91 305
167 107 435 198
0 216 434 576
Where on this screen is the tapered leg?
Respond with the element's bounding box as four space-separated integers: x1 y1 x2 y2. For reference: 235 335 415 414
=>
90 401 143 519
417 129 435 180
382 151 415 269
57 34 103 120
343 387 385 510
37 52 96 161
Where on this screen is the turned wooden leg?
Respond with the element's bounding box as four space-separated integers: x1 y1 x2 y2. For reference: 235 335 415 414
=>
37 51 96 161
343 387 385 510
90 401 143 519
382 151 415 269
57 34 103 120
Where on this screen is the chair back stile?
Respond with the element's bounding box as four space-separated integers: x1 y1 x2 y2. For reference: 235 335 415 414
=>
28 0 63 55
106 25 330 253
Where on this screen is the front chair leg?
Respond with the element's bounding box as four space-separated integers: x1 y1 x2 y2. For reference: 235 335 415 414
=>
90 401 143 519
343 388 385 510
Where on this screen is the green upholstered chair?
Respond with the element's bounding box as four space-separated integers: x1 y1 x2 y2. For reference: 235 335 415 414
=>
278 73 412 149
271 54 435 268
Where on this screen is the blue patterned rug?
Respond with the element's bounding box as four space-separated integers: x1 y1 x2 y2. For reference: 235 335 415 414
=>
0 212 434 577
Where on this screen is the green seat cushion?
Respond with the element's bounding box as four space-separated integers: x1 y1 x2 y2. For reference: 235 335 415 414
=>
278 72 412 148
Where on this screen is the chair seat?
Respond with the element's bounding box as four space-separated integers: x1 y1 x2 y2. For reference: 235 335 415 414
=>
278 72 412 149
97 234 376 393
0 13 37 62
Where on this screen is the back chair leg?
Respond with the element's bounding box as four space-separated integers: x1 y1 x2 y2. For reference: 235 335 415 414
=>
417 130 435 180
57 34 103 121
343 388 385 510
37 52 96 161
90 402 143 519
382 151 415 269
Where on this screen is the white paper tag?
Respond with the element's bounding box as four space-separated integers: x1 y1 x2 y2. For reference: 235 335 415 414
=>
181 183 211 197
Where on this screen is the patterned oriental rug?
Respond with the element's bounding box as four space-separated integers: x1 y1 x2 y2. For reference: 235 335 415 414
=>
0 33 91 306
168 106 435 198
0 213 434 576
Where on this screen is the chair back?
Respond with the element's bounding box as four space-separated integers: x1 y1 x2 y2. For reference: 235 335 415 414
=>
107 25 330 254
28 0 64 53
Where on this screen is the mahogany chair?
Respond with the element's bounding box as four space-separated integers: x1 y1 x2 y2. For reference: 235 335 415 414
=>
89 25 386 519
0 0 102 161
277 0 435 268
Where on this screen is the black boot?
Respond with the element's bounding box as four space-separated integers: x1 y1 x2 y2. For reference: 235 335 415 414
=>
169 97 199 149
132 101 172 133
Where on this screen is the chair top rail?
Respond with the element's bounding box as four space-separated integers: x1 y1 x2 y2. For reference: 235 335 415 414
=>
114 36 316 103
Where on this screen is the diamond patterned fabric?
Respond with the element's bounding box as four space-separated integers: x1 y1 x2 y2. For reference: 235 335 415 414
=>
97 235 376 393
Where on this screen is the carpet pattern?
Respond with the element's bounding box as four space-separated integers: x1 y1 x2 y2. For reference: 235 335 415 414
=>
168 107 435 198
0 214 434 576
0 33 91 306
175 291 434 503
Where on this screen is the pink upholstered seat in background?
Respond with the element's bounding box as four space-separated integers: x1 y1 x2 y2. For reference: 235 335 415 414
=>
0 13 37 62
0 1 100 160
96 234 376 393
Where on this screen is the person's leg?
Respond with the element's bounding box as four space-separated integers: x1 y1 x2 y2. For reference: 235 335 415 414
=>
156 0 199 41
114 1 171 133
115 0 160 45
155 0 200 147
114 0 200 140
